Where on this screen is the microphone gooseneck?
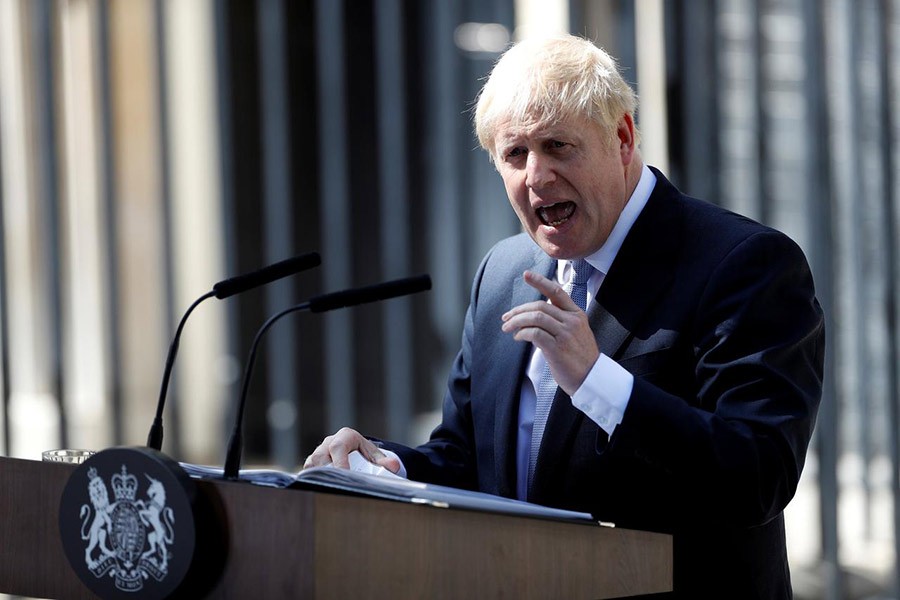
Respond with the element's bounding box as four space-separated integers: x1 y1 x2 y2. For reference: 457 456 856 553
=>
147 252 322 451
223 303 307 479
147 290 216 450
223 274 432 479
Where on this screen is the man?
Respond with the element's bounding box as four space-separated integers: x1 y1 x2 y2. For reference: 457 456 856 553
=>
305 35 824 598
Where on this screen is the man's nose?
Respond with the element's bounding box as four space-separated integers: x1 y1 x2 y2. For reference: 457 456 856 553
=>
525 153 555 189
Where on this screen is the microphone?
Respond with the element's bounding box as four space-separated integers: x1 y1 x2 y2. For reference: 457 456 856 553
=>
146 252 322 451
211 254 321 300
223 274 432 478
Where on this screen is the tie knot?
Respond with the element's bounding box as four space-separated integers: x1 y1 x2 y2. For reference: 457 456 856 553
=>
569 259 593 286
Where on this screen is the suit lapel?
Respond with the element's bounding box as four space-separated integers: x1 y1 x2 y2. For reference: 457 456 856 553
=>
492 250 556 498
593 172 682 360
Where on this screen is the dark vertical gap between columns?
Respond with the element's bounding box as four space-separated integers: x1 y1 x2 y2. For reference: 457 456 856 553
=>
34 0 67 448
152 0 181 457
802 0 842 597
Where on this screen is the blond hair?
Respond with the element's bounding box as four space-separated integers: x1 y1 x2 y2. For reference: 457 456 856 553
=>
474 35 639 158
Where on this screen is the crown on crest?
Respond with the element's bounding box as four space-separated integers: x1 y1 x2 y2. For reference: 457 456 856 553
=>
111 465 138 501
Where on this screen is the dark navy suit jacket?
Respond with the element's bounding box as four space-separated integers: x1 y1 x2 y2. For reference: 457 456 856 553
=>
383 169 824 598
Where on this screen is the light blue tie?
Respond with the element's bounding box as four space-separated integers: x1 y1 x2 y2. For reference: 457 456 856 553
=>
527 259 593 492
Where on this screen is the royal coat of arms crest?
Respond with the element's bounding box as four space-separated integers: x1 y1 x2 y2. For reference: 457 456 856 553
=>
79 464 175 592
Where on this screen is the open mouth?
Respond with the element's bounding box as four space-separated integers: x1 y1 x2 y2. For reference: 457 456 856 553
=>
537 201 576 227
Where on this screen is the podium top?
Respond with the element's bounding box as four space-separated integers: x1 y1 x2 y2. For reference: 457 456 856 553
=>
0 456 672 599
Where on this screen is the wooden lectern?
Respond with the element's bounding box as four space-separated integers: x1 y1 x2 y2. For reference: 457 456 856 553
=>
0 456 672 599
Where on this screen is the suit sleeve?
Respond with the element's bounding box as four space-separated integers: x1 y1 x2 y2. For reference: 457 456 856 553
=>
606 230 824 527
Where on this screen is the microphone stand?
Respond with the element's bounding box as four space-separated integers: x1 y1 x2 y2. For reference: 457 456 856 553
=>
146 252 321 451
147 291 216 450
222 274 431 479
223 302 311 479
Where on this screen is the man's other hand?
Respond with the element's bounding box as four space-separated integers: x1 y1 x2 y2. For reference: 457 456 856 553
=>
302 427 401 473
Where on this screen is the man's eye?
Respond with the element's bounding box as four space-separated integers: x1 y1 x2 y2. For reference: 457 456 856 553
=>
550 140 567 149
507 147 525 158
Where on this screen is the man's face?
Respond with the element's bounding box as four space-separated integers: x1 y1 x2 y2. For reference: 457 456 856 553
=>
493 113 633 260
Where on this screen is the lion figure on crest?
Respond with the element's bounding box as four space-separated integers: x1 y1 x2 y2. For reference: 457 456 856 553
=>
80 468 114 569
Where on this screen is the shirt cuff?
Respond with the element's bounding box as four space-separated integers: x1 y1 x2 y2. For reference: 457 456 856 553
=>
570 353 633 435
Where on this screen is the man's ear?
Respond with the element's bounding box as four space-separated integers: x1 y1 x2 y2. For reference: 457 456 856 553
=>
617 113 636 165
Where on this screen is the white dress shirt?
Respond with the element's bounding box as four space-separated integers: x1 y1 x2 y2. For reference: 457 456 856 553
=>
515 165 656 499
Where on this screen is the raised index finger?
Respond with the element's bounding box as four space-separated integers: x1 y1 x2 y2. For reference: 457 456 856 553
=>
522 270 579 311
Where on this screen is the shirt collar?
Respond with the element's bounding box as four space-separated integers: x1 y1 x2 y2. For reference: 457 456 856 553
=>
558 164 656 278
